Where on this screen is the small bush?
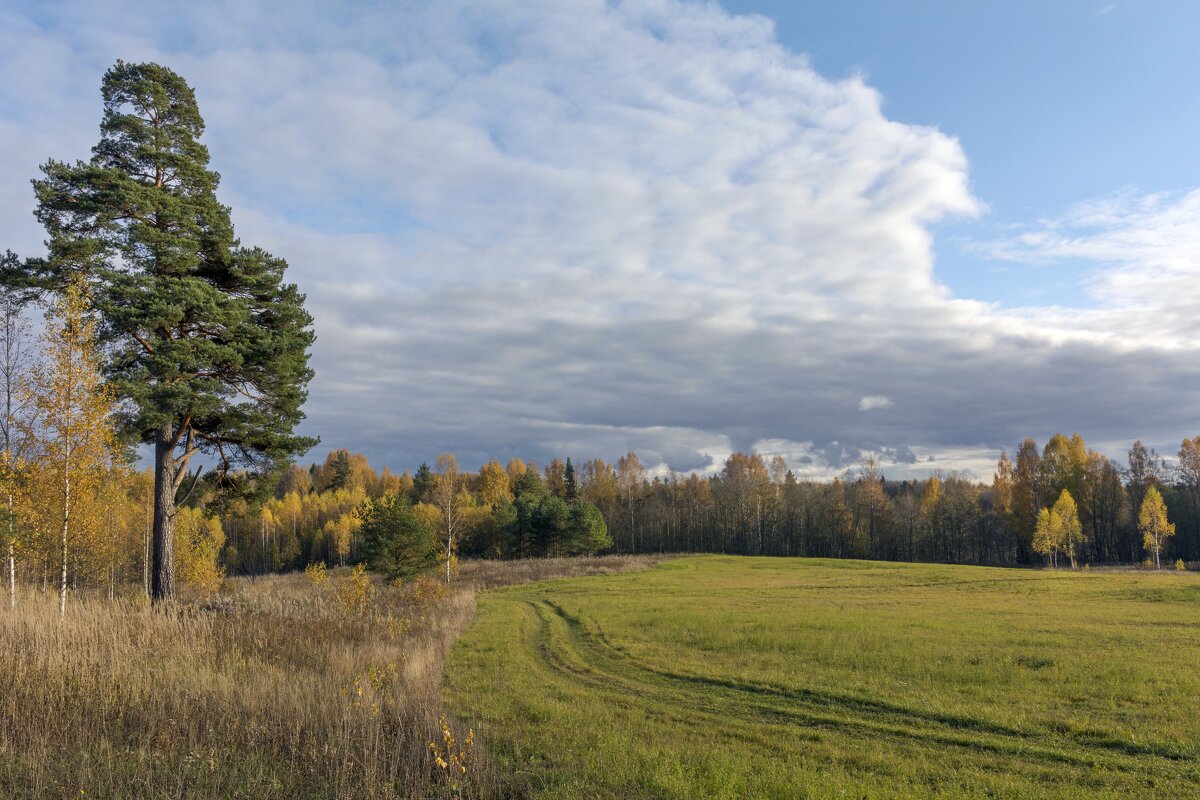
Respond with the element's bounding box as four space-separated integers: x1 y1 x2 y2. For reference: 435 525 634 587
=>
304 561 330 586
336 563 374 613
398 572 451 609
1176 559 1187 572
430 715 474 796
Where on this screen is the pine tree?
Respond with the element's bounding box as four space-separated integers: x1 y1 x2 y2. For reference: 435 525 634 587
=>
8 62 315 602
358 494 436 580
568 500 610 554
564 457 578 503
412 463 434 505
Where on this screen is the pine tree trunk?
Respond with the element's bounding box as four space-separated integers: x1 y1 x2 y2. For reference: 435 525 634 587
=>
151 422 176 603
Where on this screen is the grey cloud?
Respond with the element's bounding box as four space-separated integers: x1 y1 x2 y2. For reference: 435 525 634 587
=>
1 0 1198 479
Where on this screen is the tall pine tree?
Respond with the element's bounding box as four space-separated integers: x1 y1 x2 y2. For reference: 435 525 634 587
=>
6 61 315 602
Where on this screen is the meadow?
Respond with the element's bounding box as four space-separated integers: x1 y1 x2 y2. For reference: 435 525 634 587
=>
0 556 659 799
445 556 1200 799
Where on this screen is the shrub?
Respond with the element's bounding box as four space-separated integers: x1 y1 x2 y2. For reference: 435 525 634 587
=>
304 561 330 586
337 564 374 614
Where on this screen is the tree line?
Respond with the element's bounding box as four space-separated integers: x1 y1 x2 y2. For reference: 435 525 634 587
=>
231 435 1194 577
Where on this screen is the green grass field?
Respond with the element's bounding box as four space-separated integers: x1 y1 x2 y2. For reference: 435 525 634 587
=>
445 556 1200 799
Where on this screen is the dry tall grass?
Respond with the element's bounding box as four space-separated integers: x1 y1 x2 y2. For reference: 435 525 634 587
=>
0 555 661 799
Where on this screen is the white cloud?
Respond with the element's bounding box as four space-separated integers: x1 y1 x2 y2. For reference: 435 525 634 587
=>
859 395 894 412
977 188 1200 348
0 0 1197 477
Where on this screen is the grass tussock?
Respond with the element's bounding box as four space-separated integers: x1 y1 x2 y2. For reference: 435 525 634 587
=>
0 555 661 799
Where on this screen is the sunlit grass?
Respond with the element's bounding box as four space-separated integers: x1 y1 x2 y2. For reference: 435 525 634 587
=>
0 555 658 799
446 556 1200 799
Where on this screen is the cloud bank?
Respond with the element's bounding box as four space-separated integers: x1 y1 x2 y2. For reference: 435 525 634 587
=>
1 0 1197 478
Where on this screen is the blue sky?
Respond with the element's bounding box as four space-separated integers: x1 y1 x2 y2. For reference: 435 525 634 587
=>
726 0 1200 307
1 0 1198 478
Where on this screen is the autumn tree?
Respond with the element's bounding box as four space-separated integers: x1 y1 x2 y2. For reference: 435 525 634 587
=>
19 281 116 615
432 454 465 584
544 458 566 499
1178 437 1200 546
1011 439 1041 554
173 506 225 593
477 459 512 508
1040 434 1086 510
616 452 645 552
993 451 1014 517
9 62 315 603
0 272 31 608
1051 490 1084 569
1032 508 1059 568
1032 490 1083 569
1126 440 1164 513
1138 486 1175 569
918 477 942 560
854 457 890 558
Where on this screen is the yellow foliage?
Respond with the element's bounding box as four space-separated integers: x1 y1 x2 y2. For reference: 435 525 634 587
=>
412 501 442 533
344 662 398 718
16 280 117 612
174 506 225 594
397 572 449 608
1137 486 1175 569
429 715 474 792
304 561 329 586
477 459 512 507
336 563 374 613
1033 490 1083 568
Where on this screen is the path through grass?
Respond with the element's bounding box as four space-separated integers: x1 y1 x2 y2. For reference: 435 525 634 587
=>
445 556 1200 798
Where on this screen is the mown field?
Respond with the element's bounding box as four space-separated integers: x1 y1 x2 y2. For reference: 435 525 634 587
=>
445 556 1200 799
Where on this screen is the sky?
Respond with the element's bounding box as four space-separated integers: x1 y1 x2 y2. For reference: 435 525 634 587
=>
1 0 1198 480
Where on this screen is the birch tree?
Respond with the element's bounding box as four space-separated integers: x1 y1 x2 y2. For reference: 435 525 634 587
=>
19 281 115 616
1138 486 1174 569
0 269 31 608
433 453 464 585
1051 490 1083 569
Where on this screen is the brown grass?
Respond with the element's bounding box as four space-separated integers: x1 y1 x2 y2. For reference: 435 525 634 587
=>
0 555 663 799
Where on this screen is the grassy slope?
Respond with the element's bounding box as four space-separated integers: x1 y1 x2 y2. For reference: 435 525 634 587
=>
445 556 1200 799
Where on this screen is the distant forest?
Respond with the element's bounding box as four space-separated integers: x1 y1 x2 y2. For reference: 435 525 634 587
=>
215 433 1198 576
